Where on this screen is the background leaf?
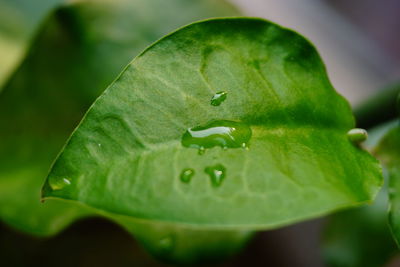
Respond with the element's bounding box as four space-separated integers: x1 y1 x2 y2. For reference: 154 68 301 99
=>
376 126 400 246
0 0 64 89
43 18 382 230
0 0 239 236
111 215 254 264
321 187 398 267
321 99 400 267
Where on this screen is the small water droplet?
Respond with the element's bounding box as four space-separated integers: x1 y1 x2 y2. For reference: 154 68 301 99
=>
180 168 195 183
347 128 368 144
211 91 227 106
159 236 174 253
205 164 226 187
182 120 252 151
97 143 102 147
49 176 71 191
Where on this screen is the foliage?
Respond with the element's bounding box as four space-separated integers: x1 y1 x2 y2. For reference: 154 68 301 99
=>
42 18 382 263
1 0 398 264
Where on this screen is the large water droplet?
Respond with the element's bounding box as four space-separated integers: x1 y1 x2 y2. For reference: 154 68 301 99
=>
205 164 226 187
211 91 227 106
347 128 368 143
49 176 71 191
180 168 195 183
181 120 251 152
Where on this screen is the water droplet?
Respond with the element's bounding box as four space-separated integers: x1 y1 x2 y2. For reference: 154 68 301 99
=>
180 168 195 183
347 128 368 143
205 164 226 187
97 143 102 147
49 176 71 191
159 236 174 253
182 120 252 151
211 91 227 106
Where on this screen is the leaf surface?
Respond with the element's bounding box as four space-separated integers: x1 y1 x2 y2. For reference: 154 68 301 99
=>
43 18 382 228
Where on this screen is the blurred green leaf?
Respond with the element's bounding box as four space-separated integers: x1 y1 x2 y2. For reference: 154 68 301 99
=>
322 104 400 267
111 215 253 264
0 0 64 89
322 187 397 267
0 0 239 236
376 126 400 246
374 91 400 246
43 17 382 260
388 165 400 246
363 120 399 150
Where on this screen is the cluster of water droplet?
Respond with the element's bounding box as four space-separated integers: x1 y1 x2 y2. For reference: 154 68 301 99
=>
179 91 252 187
180 164 226 187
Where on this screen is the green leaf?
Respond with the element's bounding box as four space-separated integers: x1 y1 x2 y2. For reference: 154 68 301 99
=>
363 120 399 150
0 0 64 89
376 127 400 168
43 18 382 229
0 0 239 236
322 121 399 267
376 126 400 245
388 165 400 246
322 187 398 267
0 157 92 236
110 215 253 264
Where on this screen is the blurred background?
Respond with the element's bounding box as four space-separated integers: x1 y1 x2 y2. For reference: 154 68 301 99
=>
0 0 399 266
